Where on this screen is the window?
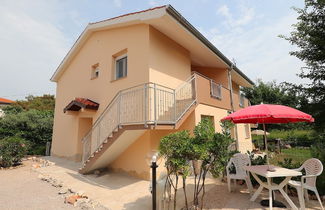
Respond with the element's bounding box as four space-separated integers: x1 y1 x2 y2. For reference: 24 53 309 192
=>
239 93 245 107
245 124 250 139
115 55 127 79
91 63 99 79
201 115 215 127
210 81 222 99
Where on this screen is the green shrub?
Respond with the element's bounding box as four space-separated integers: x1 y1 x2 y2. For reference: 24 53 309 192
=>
311 132 325 196
0 137 29 167
277 158 301 169
247 152 267 186
0 109 53 155
209 133 236 177
252 129 315 148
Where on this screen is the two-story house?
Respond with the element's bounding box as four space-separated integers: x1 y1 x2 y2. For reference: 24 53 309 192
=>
50 5 254 180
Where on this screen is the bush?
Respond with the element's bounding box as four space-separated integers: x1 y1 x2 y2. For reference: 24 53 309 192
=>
0 137 28 167
311 132 325 196
252 129 315 148
247 152 267 186
0 109 53 155
209 133 236 177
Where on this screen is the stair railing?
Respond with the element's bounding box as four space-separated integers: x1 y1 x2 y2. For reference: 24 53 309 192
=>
82 74 197 163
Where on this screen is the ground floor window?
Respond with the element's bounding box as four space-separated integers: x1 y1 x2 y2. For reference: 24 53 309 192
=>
201 115 215 127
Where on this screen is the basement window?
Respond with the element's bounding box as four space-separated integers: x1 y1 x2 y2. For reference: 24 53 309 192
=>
115 55 127 80
91 63 99 79
201 115 215 127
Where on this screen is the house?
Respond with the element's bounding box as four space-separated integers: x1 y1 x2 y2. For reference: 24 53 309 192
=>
0 97 14 117
50 5 254 180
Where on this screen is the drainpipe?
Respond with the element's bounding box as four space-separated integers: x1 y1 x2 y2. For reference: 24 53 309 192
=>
227 65 239 150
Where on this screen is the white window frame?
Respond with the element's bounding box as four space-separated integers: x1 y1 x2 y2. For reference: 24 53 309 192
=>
245 124 250 139
91 64 99 79
210 80 222 100
239 93 245 107
115 54 127 80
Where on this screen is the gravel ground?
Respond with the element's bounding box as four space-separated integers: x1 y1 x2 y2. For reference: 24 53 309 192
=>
0 161 81 210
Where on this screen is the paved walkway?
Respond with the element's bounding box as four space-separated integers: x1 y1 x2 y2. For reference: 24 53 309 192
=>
18 156 323 210
0 161 80 210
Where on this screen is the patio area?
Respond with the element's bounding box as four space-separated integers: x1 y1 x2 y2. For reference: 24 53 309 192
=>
34 156 322 209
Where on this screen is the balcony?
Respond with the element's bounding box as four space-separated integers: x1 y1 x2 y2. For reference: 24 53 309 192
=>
194 72 249 111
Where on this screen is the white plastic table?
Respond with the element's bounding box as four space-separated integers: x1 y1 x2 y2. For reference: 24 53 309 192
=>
244 165 302 210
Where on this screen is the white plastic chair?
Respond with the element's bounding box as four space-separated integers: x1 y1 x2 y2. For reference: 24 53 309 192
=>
287 158 324 210
226 153 253 194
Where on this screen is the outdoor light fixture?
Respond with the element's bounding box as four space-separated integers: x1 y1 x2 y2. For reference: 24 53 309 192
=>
145 150 161 210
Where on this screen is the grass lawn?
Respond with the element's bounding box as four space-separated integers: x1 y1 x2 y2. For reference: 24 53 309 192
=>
270 148 312 165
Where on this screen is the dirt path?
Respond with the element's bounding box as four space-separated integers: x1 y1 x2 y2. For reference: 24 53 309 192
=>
0 161 80 210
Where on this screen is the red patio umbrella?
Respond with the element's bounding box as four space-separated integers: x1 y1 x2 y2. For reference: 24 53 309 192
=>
222 104 314 208
221 104 314 160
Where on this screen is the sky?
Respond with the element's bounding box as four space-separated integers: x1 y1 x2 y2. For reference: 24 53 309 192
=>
0 0 305 100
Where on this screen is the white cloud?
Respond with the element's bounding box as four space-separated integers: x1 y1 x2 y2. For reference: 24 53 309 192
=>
217 5 231 18
114 0 122 7
204 6 305 85
0 0 70 99
217 4 256 28
148 0 159 7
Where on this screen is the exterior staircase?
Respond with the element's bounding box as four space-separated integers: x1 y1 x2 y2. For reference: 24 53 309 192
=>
79 74 197 174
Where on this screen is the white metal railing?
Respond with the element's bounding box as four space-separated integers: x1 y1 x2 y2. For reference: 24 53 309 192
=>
210 80 222 99
192 71 223 100
82 75 197 163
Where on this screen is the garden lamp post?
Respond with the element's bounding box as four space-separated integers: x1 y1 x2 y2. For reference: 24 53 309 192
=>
151 155 158 210
146 151 160 210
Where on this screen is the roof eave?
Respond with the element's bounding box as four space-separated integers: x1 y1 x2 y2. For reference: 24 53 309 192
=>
51 5 254 86
165 5 254 86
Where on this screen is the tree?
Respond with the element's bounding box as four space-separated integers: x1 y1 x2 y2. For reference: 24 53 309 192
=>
159 118 235 209
0 109 54 154
159 130 192 209
241 79 303 108
280 0 325 129
14 94 55 111
241 80 311 130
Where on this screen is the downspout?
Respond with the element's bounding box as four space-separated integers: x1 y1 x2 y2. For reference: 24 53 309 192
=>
227 65 239 150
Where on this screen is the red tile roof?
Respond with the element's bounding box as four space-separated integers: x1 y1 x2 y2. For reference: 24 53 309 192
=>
0 97 14 104
64 98 99 113
89 5 167 25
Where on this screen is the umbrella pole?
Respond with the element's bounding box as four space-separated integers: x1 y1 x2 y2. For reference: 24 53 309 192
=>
263 123 269 164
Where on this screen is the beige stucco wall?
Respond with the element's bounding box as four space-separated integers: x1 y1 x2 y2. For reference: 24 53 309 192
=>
194 104 228 133
76 118 92 161
148 26 192 89
109 111 196 180
51 24 151 160
108 102 253 180
192 66 229 88
236 123 253 153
